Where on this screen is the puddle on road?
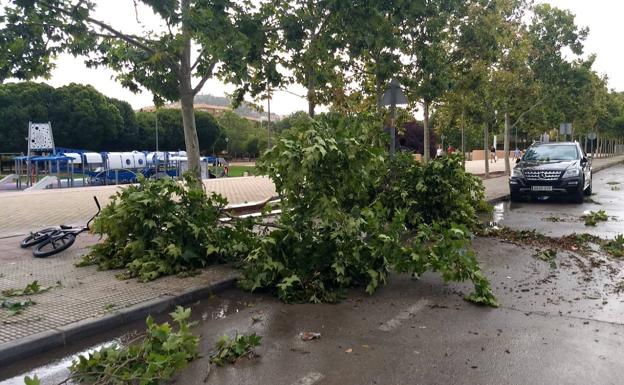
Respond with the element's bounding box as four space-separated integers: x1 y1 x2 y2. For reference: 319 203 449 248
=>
492 202 506 223
479 202 506 229
0 340 117 385
209 299 230 320
0 292 258 384
481 193 623 239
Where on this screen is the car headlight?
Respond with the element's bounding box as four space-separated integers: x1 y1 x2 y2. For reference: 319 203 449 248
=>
563 168 580 178
511 169 523 178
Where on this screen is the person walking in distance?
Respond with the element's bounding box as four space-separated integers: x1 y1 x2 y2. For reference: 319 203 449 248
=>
436 145 443 158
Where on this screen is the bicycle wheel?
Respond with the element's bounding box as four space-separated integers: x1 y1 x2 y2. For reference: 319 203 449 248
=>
21 228 60 248
33 233 76 258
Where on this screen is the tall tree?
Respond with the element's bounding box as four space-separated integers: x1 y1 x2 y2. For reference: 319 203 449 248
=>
525 3 589 136
0 82 135 152
2 0 267 180
269 0 345 117
401 0 464 162
452 0 519 177
342 0 402 114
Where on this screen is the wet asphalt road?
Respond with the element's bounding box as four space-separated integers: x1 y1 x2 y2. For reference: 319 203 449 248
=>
2 165 624 385
494 164 624 239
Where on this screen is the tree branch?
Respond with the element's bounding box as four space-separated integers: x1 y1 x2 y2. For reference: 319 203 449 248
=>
165 18 175 40
311 11 332 41
190 48 207 72
511 96 546 128
279 88 307 99
192 62 216 95
85 17 155 53
44 2 182 75
132 0 141 24
45 2 155 52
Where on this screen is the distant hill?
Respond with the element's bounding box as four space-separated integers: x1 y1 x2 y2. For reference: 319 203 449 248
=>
194 94 280 121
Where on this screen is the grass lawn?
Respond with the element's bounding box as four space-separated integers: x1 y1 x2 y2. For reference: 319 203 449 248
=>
227 165 258 177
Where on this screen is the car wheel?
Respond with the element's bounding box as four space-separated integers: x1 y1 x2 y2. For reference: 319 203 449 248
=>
572 179 584 203
584 174 592 196
510 191 521 202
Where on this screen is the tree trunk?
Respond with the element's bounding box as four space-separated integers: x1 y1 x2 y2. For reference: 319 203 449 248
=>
267 92 272 148
376 77 383 116
504 112 510 175
484 121 489 178
178 6 201 182
611 139 614 156
597 137 601 158
307 93 316 118
307 67 316 118
423 100 430 163
612 139 615 156
180 91 201 180
461 122 465 167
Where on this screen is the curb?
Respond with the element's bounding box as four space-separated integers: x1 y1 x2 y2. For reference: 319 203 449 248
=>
592 158 624 173
0 274 239 368
487 194 509 204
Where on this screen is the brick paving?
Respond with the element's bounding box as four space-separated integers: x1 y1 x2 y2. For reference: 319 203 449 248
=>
0 234 237 346
0 176 276 238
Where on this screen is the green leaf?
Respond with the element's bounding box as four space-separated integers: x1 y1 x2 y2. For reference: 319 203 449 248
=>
23 375 41 385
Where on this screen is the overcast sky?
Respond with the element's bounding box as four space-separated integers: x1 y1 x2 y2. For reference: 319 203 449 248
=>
38 0 624 116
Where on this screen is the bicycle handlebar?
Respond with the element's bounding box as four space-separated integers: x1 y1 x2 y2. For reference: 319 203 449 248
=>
86 196 101 231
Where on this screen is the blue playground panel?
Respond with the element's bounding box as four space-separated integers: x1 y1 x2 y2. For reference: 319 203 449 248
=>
86 168 180 184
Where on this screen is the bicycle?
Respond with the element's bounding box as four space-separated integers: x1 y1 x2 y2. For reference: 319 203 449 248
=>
20 196 101 258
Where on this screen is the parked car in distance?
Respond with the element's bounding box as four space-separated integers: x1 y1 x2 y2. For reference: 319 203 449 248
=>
509 142 592 203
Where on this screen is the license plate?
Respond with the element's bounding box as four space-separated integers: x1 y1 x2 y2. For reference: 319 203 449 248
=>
531 186 552 192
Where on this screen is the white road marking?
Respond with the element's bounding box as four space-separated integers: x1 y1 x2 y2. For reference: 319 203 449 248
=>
379 300 429 332
292 372 325 385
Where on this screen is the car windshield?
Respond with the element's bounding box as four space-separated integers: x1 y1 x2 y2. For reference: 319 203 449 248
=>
523 145 578 161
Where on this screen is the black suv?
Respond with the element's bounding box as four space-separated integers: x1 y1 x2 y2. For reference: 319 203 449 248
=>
509 142 592 203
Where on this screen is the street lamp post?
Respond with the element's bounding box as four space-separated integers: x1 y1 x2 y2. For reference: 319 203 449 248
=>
155 109 159 169
266 87 272 149
381 79 408 156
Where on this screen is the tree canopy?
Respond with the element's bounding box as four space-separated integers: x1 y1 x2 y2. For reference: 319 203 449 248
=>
2 0 623 162
0 82 228 154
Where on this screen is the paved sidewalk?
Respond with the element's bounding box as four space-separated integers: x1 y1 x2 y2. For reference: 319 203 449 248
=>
0 176 276 238
0 234 238 365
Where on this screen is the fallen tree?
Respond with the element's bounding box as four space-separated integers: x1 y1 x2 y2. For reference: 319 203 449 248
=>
239 113 497 306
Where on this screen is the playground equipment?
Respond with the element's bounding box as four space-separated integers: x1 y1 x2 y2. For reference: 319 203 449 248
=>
12 122 231 190
14 153 76 190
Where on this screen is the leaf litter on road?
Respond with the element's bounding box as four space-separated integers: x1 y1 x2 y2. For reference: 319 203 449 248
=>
299 331 321 341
